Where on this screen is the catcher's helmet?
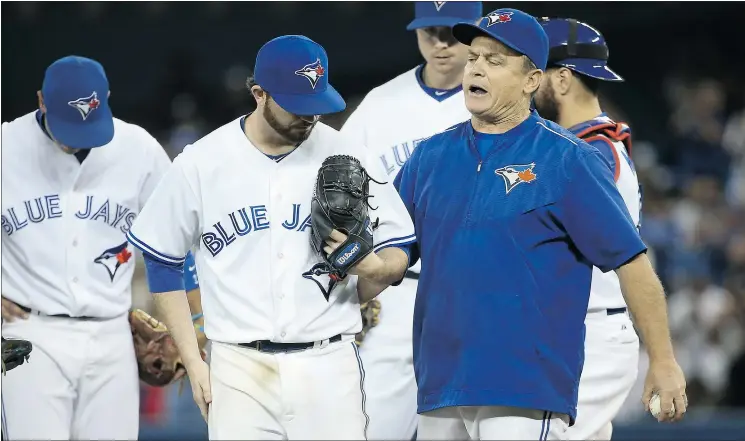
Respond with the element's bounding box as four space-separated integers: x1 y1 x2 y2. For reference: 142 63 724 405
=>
538 17 623 82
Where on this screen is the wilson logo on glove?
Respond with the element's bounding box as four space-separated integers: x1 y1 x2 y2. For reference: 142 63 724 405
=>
335 242 361 266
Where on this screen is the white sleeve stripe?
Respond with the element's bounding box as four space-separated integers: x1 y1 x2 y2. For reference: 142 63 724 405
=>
373 234 417 252
536 121 579 146
126 231 185 265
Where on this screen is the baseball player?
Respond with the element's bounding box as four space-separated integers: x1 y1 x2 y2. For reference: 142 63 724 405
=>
126 35 415 440
340 2 482 439
533 17 643 440
394 8 687 439
0 55 201 440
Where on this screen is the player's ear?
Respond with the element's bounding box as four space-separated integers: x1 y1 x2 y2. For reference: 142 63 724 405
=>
555 67 573 96
524 69 543 96
37 90 46 113
251 85 270 107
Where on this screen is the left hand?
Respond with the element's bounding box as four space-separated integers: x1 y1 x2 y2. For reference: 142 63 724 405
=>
642 358 688 422
324 229 382 278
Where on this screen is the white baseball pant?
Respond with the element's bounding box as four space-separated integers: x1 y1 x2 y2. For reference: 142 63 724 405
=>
356 276 418 440
1 312 139 440
208 338 367 440
417 405 570 440
564 309 639 440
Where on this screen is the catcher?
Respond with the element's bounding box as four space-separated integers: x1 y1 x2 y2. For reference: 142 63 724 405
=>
0 55 206 441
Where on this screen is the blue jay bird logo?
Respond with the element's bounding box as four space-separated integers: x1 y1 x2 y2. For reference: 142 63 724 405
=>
495 163 537 194
94 242 133 282
294 59 325 89
67 91 101 121
486 11 513 26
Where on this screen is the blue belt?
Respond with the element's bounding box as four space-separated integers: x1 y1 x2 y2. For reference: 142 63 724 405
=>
606 307 627 315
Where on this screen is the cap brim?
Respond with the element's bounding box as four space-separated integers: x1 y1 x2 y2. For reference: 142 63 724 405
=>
453 22 531 67
46 106 115 149
557 59 624 82
271 84 347 116
406 16 465 31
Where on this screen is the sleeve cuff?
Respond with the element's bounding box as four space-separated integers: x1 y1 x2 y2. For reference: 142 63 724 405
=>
598 246 648 273
143 252 186 294
373 234 416 253
127 231 186 265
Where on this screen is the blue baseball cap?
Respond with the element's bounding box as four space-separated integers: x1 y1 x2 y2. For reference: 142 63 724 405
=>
539 18 623 82
41 56 114 149
406 1 483 30
453 8 549 71
253 35 345 116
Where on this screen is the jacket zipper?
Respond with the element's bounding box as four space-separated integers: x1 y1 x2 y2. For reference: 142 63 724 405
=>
465 129 506 225
464 128 484 226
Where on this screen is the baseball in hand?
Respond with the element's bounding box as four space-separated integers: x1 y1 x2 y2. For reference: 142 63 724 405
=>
649 393 674 419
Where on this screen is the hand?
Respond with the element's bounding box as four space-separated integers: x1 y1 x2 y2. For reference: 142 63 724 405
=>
642 358 687 422
187 359 212 422
324 229 383 278
2 297 29 322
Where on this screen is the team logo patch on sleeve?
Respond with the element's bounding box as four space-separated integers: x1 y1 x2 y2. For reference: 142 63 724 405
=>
495 163 537 194
94 241 133 282
294 59 325 89
67 91 101 121
486 11 513 26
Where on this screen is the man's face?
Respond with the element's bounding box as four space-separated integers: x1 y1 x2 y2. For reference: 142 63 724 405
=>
463 36 537 120
262 97 318 144
534 71 560 123
416 26 469 76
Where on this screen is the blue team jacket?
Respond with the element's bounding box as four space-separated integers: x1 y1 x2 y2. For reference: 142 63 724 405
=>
394 111 646 421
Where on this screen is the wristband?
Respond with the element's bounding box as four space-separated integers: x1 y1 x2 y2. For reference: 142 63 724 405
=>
191 313 203 322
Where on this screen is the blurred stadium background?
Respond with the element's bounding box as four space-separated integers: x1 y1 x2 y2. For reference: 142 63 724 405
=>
2 1 745 440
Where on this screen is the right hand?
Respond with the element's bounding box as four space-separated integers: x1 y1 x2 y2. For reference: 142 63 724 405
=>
642 358 687 422
187 359 212 423
1 297 29 322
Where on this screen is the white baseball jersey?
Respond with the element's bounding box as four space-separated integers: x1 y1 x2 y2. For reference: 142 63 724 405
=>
341 65 471 274
126 116 416 344
570 114 641 312
1 111 171 318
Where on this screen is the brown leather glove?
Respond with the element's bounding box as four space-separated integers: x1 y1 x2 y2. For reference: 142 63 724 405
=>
129 309 186 387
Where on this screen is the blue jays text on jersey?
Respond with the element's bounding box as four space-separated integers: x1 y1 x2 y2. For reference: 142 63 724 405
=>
201 202 313 257
1 194 136 236
379 138 427 177
394 111 647 421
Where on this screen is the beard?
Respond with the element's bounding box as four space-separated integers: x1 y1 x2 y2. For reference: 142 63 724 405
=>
533 81 560 124
263 103 316 145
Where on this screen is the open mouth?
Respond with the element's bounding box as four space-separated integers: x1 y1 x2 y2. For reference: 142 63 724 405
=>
468 85 488 96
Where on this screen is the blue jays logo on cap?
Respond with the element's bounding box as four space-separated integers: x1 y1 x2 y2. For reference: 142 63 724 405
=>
294 58 326 89
433 1 447 11
68 91 101 121
94 241 132 282
486 11 513 26
495 163 537 194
